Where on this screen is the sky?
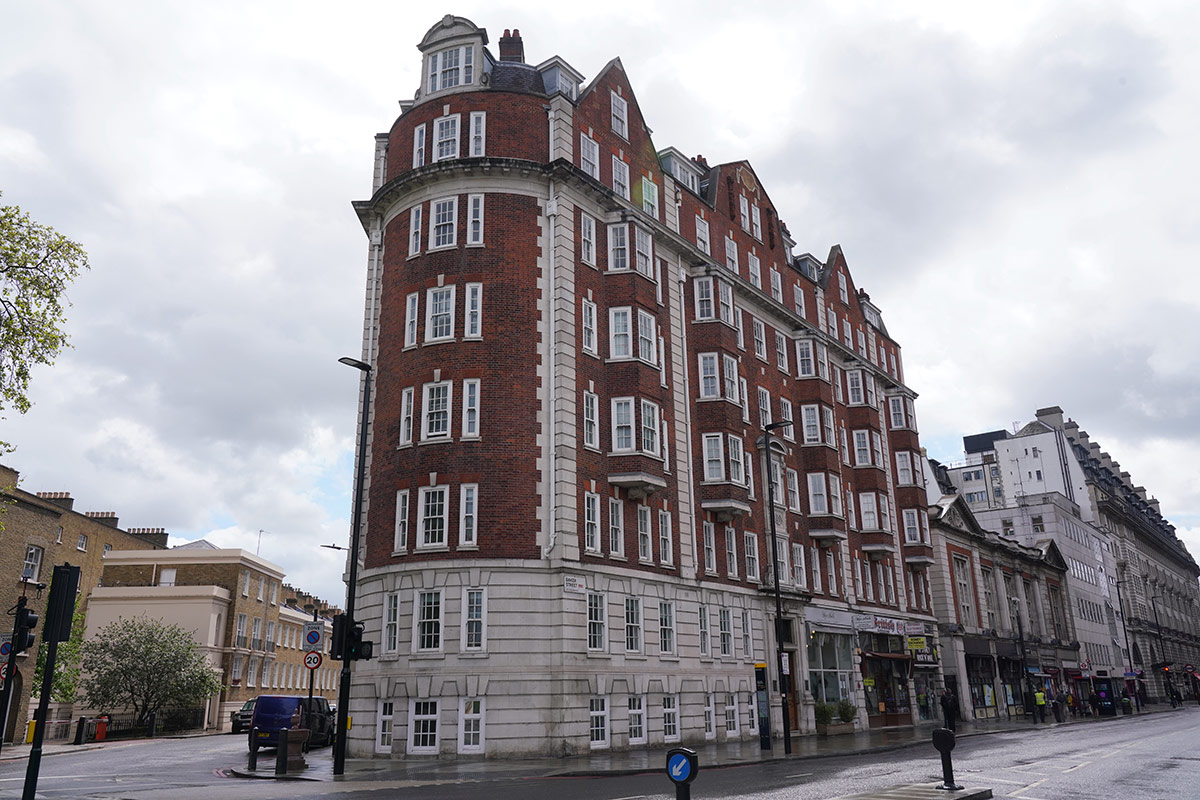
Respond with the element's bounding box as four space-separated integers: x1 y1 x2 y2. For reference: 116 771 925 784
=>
2 1 1199 604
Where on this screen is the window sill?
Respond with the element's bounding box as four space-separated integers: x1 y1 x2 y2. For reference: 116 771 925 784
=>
418 437 454 446
459 651 488 658
456 545 479 552
410 652 446 660
422 337 459 347
415 545 450 554
583 349 600 359
427 243 459 253
586 650 611 659
460 435 480 442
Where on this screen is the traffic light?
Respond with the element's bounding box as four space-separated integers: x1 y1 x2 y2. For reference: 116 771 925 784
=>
346 620 373 661
330 614 347 661
13 605 38 654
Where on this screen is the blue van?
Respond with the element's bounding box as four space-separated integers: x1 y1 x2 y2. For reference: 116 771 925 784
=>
248 695 335 750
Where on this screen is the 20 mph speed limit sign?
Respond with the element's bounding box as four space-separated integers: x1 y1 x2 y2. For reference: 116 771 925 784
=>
304 651 322 670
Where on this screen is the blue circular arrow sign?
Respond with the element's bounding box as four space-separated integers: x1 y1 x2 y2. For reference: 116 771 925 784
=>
666 747 698 785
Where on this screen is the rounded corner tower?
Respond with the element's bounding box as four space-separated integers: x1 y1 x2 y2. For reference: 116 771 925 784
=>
347 16 933 760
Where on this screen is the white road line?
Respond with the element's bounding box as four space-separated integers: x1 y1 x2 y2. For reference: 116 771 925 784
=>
787 772 814 778
1008 778 1048 797
1062 761 1091 773
968 776 1026 784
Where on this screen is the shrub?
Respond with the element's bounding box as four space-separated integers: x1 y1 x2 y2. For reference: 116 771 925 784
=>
837 698 857 723
814 702 834 726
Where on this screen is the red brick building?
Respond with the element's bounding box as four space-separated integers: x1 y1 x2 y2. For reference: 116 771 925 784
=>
346 15 937 758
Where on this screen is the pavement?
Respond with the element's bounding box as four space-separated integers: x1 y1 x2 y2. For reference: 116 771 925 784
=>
1 701 1192 800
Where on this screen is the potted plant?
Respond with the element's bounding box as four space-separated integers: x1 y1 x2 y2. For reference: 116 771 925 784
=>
815 701 856 736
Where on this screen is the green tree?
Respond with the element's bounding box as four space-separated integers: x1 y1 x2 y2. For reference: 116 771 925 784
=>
79 616 222 721
33 601 85 703
0 192 89 453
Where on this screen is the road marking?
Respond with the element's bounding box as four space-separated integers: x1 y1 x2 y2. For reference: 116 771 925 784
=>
969 776 1026 784
787 772 814 778
1007 778 1048 797
1062 761 1091 773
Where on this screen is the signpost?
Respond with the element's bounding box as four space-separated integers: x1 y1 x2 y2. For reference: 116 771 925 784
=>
666 747 699 800
303 615 322 702
754 664 771 750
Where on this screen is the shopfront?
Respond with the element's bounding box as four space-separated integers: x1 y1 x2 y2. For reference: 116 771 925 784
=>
911 643 940 722
993 640 1023 719
963 637 998 720
804 607 858 727
854 614 916 729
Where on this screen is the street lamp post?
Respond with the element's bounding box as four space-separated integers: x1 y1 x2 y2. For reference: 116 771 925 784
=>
1114 579 1138 710
1011 596 1033 723
333 356 372 775
1150 595 1174 706
762 420 793 755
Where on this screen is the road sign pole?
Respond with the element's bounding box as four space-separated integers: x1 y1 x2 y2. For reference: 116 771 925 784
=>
0 603 26 756
308 610 316 703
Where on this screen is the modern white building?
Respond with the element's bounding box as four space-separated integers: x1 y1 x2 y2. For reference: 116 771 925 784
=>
943 406 1200 702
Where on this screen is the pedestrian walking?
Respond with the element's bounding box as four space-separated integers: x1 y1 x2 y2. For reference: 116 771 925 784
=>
940 689 958 732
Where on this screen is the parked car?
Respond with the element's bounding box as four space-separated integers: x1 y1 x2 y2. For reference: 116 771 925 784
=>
248 695 335 750
230 698 256 734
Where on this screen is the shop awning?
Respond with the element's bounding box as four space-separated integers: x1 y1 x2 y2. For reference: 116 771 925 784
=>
1064 669 1083 678
863 651 913 661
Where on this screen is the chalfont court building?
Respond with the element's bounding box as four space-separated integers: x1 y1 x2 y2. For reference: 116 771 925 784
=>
344 15 941 758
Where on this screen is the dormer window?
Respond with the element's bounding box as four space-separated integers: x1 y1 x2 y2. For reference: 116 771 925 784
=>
428 45 474 93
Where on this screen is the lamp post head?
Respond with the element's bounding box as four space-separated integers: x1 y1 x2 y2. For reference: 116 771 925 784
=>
338 356 372 372
764 421 793 434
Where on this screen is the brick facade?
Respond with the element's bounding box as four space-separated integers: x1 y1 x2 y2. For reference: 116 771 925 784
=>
0 464 163 742
345 16 941 759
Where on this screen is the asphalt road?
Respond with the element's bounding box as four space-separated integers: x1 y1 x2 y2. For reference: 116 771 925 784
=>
0 709 1195 799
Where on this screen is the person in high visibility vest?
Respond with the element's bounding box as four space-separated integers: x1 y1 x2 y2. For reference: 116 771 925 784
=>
1034 688 1047 722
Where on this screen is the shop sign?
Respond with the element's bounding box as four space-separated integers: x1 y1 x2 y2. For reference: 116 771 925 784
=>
914 646 939 665
805 606 857 628
852 613 907 634
906 636 927 651
905 622 927 635
863 677 876 687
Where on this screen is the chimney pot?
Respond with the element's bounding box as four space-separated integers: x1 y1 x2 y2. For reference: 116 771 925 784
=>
499 27 524 63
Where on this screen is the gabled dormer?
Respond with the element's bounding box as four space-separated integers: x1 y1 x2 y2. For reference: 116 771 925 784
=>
537 55 584 101
416 15 489 106
657 147 705 196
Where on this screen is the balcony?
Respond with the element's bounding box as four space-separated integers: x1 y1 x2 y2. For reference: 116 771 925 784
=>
251 638 264 651
902 542 936 565
607 471 667 500
700 498 752 521
235 635 248 649
808 526 847 544
860 530 896 554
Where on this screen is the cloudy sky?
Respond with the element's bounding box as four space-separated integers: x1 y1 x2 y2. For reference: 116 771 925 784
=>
3 1 1198 603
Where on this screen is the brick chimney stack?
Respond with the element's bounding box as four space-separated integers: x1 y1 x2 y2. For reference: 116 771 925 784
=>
36 491 74 511
499 28 524 63
85 510 119 528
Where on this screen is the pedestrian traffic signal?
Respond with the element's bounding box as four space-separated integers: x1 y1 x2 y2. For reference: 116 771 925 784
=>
13 605 37 654
330 614 347 660
346 620 373 661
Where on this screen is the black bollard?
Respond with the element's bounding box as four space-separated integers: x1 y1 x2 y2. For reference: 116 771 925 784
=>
932 728 962 791
72 717 88 746
275 729 289 775
248 728 259 770
666 747 699 800
147 711 157 738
